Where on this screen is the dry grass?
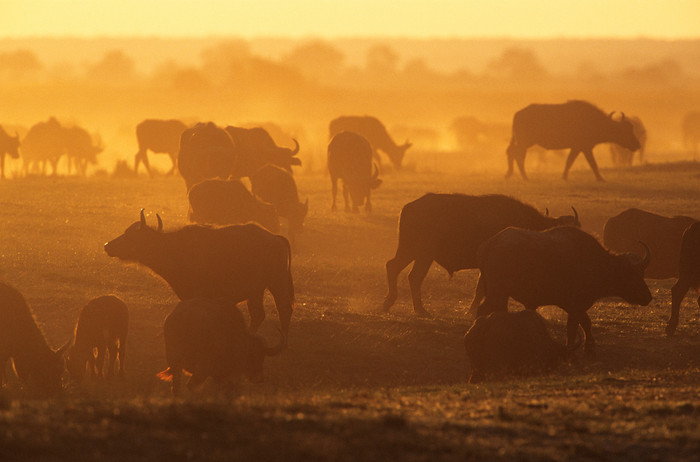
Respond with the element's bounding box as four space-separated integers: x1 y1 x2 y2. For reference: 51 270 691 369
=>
1 161 700 461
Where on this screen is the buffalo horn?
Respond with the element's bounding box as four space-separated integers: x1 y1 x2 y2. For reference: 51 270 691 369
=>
140 208 147 228
572 206 579 225
545 208 550 216
291 138 299 155
608 111 616 119
156 214 163 232
263 327 286 356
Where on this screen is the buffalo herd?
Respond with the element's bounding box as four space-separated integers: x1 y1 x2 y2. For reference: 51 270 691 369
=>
3 101 700 393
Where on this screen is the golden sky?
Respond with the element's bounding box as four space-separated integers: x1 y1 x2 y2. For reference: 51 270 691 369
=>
1 0 699 39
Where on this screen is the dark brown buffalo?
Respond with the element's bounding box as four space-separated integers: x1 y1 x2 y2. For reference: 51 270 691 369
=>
329 116 411 170
225 126 301 178
327 131 381 213
250 164 308 240
157 298 285 395
63 125 103 177
0 282 69 394
104 211 294 335
604 208 696 279
0 125 20 179
188 178 281 233
21 117 66 176
134 119 188 176
506 100 640 181
383 193 580 315
177 122 237 190
476 226 651 356
668 222 700 336
65 295 129 382
464 310 578 383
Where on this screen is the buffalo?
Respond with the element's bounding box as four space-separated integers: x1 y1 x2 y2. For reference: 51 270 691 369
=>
188 178 281 233
604 208 696 279
505 100 640 181
0 124 20 179
668 222 700 336
383 193 580 315
683 111 700 158
104 211 294 336
464 310 579 383
0 282 69 394
65 295 129 382
134 119 188 176
329 115 411 170
177 122 237 190
328 131 382 213
21 117 66 176
63 125 103 177
476 226 651 356
250 164 308 241
225 126 301 178
157 298 285 395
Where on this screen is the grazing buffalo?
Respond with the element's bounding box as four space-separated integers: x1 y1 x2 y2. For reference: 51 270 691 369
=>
505 100 640 181
683 111 700 158
188 178 281 233
65 295 129 382
604 208 696 279
134 119 188 176
609 115 646 166
63 125 103 177
329 115 411 170
157 298 285 395
250 164 308 241
0 282 69 394
21 117 66 176
104 211 294 336
668 222 700 336
328 131 382 213
225 126 301 178
177 122 237 190
476 226 651 356
0 125 20 178
383 193 580 315
464 310 578 383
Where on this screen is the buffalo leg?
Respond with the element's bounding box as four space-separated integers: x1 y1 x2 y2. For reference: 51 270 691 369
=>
408 258 433 315
365 192 372 213
118 337 126 377
342 183 353 212
384 253 414 311
582 149 605 181
166 153 177 175
270 286 294 338
134 149 151 177
668 278 691 336
468 273 485 312
106 341 118 379
568 311 594 357
331 176 338 211
247 292 266 333
562 149 581 180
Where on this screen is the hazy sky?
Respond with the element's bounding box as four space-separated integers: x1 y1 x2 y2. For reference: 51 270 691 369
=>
2 0 699 39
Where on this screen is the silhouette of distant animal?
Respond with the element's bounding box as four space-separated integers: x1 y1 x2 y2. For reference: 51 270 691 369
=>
682 111 700 158
225 126 301 178
157 298 285 395
104 210 294 336
327 131 382 213
0 282 69 394
63 125 103 176
177 122 236 190
609 115 646 166
604 208 696 279
188 178 281 233
464 310 578 383
134 119 188 176
65 295 128 382
476 226 651 356
668 222 700 336
506 100 640 181
0 125 20 178
250 164 308 241
383 193 580 316
329 116 411 170
21 118 66 176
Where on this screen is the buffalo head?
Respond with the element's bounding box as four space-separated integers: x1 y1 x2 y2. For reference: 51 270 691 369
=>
104 209 163 261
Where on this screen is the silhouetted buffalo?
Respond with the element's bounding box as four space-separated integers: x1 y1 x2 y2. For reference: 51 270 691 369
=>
157 298 285 395
134 119 188 176
104 211 294 336
0 282 69 394
0 125 20 179
177 122 237 190
668 222 700 336
225 126 301 178
383 193 580 315
329 115 411 170
604 208 696 279
464 310 578 383
506 100 640 181
251 164 308 241
63 125 103 177
476 226 651 356
65 295 129 382
683 111 700 158
21 118 66 176
328 131 381 213
188 178 281 233
609 115 646 166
